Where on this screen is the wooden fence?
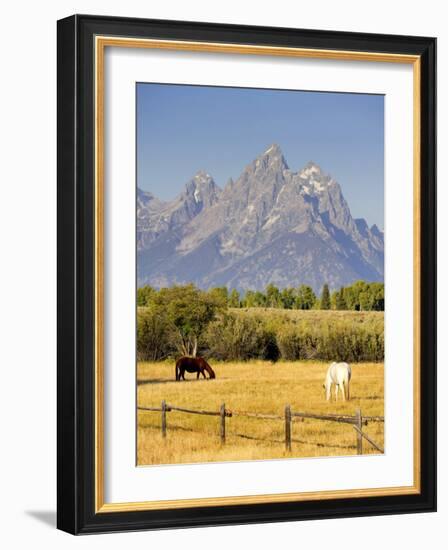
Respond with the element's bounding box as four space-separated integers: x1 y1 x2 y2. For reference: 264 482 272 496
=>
138 401 384 454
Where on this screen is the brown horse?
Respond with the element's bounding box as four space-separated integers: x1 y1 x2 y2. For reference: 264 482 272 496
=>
175 356 216 381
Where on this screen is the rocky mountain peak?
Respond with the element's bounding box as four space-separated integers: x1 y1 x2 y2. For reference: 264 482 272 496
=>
137 145 384 291
187 170 215 190
184 171 221 208
369 224 384 248
370 224 383 237
137 187 154 205
295 161 336 198
193 169 213 183
355 218 369 235
262 142 283 157
249 143 289 174
137 187 165 212
299 161 326 180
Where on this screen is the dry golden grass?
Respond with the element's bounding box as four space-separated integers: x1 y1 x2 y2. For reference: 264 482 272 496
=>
230 307 384 323
137 361 384 466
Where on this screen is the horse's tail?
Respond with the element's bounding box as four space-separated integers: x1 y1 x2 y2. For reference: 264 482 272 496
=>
343 364 351 400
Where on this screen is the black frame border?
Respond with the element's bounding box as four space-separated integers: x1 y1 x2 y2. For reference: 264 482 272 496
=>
57 14 436 534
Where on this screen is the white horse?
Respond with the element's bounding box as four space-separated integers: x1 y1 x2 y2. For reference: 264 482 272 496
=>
323 362 351 401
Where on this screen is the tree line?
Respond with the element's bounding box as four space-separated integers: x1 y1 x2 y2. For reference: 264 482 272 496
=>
138 280 384 312
137 284 384 363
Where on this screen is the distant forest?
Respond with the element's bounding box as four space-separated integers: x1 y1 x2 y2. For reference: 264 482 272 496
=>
137 280 384 312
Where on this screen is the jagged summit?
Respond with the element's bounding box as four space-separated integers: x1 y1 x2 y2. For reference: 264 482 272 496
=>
186 170 216 190
250 143 289 173
300 160 325 177
137 187 165 211
263 143 282 156
184 171 221 208
192 169 214 182
371 224 383 236
137 145 383 291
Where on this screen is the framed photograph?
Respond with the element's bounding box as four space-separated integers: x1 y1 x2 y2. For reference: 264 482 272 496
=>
57 14 436 534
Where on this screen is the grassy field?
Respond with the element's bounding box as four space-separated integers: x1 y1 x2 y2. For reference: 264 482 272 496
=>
137 360 384 466
230 307 384 323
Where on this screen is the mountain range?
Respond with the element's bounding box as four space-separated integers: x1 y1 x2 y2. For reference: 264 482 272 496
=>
137 144 384 292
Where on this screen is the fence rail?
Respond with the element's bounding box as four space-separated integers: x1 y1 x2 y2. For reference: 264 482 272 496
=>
138 401 384 454
292 411 364 425
353 425 384 453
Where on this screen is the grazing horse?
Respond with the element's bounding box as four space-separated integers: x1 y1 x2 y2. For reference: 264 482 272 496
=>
323 362 351 401
175 356 216 381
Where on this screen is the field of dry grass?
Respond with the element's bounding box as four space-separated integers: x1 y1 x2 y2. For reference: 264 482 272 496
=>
230 307 384 323
137 360 384 466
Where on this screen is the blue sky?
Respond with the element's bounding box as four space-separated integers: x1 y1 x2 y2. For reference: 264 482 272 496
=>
137 83 384 228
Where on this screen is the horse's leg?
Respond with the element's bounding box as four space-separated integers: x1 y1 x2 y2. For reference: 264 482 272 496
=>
346 381 350 401
202 368 207 379
197 370 200 379
341 382 346 401
335 384 338 401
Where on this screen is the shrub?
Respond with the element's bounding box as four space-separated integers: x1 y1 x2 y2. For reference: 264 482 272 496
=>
137 307 173 361
137 302 384 362
204 314 272 361
316 321 384 362
277 325 302 360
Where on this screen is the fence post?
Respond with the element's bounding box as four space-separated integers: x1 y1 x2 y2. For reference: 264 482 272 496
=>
355 408 362 455
220 403 226 444
161 400 167 438
285 404 292 452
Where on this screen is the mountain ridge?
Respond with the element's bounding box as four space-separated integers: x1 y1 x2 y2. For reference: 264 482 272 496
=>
137 144 383 292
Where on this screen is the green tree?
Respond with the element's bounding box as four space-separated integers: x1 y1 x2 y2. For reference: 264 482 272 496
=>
207 286 228 307
137 285 155 306
151 285 224 356
137 307 171 361
330 290 337 310
295 284 316 310
266 284 282 308
359 290 372 311
280 287 296 309
228 288 241 308
335 286 347 310
254 291 267 307
346 280 367 310
242 290 255 308
343 285 355 310
320 283 331 310
370 282 385 311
